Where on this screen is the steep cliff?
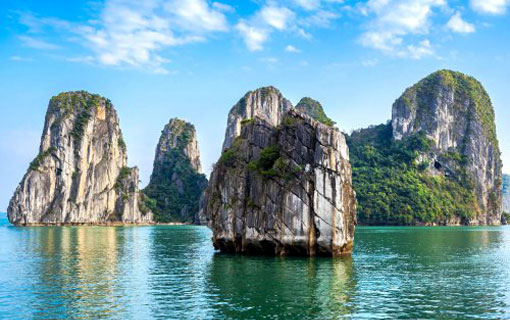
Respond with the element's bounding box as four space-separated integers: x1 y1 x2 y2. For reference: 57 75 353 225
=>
503 174 510 214
8 91 152 225
143 118 208 223
222 86 293 150
348 70 502 225
203 91 356 256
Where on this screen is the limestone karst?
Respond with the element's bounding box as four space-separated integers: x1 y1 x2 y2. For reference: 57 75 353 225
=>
8 91 152 225
202 87 356 256
143 118 208 223
348 70 503 225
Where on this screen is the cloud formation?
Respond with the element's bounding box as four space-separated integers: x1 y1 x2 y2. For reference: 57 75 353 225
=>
447 11 476 33
470 0 509 15
13 0 501 71
359 0 445 59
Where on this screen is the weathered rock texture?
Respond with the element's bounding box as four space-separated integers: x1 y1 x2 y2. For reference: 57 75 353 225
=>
222 86 293 151
392 70 503 225
503 174 510 214
143 119 208 223
8 91 153 225
203 88 356 256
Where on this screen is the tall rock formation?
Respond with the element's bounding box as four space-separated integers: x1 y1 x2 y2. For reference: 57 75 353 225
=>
8 91 153 225
503 174 510 214
392 70 502 225
143 118 208 223
222 86 293 150
202 87 356 256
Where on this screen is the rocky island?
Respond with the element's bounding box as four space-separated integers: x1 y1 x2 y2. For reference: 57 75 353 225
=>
348 70 503 225
202 87 356 256
7 91 153 225
143 118 208 223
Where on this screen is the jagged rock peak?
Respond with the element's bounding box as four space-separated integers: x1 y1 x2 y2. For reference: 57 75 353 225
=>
143 118 208 223
203 109 356 256
154 118 202 173
392 69 502 224
295 97 336 127
7 91 152 225
222 86 293 150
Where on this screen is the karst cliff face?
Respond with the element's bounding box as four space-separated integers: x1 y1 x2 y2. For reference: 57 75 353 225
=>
202 88 356 256
503 174 510 214
392 70 502 225
143 119 208 223
8 91 153 225
222 86 293 151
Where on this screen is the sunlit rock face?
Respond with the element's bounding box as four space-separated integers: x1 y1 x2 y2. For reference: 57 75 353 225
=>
392 70 503 225
8 91 152 225
222 86 293 151
203 88 356 257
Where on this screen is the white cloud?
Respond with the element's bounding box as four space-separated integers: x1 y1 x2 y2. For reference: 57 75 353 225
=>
18 35 60 50
164 0 228 32
17 0 228 74
447 12 476 33
403 39 433 59
236 3 296 51
259 5 295 30
301 10 339 27
285 45 301 52
236 21 269 51
359 0 445 59
470 0 509 15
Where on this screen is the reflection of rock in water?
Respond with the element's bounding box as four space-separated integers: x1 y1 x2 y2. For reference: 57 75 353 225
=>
206 255 356 319
146 226 214 318
27 227 133 319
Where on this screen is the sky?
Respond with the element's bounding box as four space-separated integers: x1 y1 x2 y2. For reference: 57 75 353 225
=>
0 0 509 211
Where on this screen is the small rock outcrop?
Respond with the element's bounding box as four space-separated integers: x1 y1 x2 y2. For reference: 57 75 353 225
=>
8 91 152 225
222 86 293 150
503 174 510 214
202 87 356 256
143 119 208 223
392 70 503 225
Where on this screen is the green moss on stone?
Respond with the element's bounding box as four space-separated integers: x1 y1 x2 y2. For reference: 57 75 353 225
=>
295 97 336 127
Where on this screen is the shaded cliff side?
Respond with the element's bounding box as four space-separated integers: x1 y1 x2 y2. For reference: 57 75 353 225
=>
503 174 510 215
8 91 152 225
202 88 356 256
143 118 207 223
348 70 502 225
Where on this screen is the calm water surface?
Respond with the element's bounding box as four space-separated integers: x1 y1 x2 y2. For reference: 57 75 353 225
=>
0 213 509 319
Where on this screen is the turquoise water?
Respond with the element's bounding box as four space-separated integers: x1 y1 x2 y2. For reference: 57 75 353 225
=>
0 213 509 319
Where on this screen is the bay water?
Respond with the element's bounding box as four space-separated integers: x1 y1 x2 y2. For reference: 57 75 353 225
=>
0 213 509 319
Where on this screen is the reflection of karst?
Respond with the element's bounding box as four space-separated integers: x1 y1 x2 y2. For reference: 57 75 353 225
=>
206 255 356 318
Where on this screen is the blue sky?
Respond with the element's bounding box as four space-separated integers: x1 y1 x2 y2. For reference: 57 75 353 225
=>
0 0 509 210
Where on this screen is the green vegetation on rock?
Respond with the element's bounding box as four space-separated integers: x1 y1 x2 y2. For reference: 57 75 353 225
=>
347 123 478 225
49 91 112 153
143 121 207 223
397 69 499 148
29 147 57 171
295 97 335 127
